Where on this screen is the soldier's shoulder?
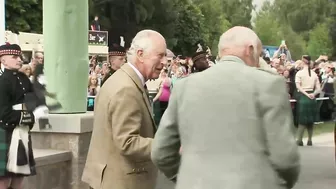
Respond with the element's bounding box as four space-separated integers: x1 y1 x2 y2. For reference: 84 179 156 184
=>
0 73 7 81
0 74 10 87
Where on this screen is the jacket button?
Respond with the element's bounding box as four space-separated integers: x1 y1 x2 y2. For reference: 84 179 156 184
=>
132 168 135 172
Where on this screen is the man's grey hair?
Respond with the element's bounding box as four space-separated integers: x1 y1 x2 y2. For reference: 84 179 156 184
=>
127 30 163 63
218 27 260 57
34 51 43 58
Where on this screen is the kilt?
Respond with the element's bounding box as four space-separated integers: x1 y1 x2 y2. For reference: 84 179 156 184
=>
0 128 8 176
296 91 317 126
0 128 36 177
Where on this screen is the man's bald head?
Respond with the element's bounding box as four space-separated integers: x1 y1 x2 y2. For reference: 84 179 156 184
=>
218 26 262 67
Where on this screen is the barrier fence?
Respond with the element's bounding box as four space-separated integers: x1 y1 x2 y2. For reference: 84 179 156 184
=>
87 95 334 125
87 96 332 104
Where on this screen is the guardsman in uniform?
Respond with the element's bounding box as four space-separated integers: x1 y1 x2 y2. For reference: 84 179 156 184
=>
191 51 209 73
0 43 46 189
101 44 126 86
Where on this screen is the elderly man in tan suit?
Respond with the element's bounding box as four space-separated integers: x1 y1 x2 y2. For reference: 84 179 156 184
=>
82 30 167 189
151 26 300 189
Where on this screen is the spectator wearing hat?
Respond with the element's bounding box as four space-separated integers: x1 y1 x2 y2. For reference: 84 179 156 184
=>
0 43 47 189
191 51 209 73
101 44 126 86
295 55 321 146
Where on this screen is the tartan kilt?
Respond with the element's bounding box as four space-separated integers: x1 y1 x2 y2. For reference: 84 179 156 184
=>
0 128 36 177
296 91 317 126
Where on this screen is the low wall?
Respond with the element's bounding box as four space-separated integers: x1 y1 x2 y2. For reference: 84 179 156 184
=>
29 112 94 189
24 149 72 189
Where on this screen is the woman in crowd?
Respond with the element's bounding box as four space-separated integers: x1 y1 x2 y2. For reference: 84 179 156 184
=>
19 64 33 80
295 55 321 146
88 74 100 96
171 65 187 89
153 69 171 118
319 63 335 120
89 56 98 75
321 63 335 96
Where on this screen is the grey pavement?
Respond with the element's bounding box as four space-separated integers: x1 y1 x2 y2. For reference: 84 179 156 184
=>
156 133 336 189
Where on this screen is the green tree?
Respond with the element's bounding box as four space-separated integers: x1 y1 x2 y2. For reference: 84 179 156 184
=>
273 0 331 33
253 0 306 60
222 0 254 28
253 1 281 46
139 0 180 49
329 2 336 58
278 25 306 60
307 23 333 59
172 0 207 56
5 0 43 33
192 0 231 55
89 0 158 47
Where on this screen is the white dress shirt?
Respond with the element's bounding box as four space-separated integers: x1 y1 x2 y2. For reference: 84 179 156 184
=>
128 63 145 86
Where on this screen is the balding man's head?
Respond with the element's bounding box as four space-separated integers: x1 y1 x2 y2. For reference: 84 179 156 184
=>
127 30 167 81
218 26 262 67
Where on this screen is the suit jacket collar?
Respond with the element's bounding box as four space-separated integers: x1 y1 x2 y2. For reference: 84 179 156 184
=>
219 56 245 65
127 63 145 86
121 63 156 129
121 63 146 93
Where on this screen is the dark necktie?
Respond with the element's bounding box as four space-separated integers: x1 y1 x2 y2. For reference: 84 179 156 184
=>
144 84 151 103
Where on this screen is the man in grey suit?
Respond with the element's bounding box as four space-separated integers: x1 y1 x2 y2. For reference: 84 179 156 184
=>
151 26 300 189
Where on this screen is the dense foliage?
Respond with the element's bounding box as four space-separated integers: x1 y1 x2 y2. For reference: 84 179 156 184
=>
5 0 336 58
254 0 336 60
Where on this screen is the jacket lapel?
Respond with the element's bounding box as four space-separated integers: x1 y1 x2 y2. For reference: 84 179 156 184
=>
121 64 156 129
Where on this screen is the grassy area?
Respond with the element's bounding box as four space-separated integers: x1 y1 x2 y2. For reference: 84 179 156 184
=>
302 122 335 137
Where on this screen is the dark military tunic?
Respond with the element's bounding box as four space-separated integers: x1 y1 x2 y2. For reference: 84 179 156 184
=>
0 69 36 177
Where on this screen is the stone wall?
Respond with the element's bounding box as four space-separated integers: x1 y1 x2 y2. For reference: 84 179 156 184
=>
24 149 72 189
25 161 71 189
31 132 92 189
30 112 94 189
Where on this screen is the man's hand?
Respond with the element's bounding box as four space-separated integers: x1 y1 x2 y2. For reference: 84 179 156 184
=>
307 94 315 100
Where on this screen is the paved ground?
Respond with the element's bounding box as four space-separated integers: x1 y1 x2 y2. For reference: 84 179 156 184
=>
156 133 336 189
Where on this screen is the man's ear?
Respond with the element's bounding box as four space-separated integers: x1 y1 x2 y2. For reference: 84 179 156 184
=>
136 49 145 62
248 44 254 56
0 58 5 65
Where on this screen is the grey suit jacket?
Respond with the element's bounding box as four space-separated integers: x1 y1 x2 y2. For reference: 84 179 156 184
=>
151 56 300 189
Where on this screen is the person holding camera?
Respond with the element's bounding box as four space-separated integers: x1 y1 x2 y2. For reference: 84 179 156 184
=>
273 41 292 62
